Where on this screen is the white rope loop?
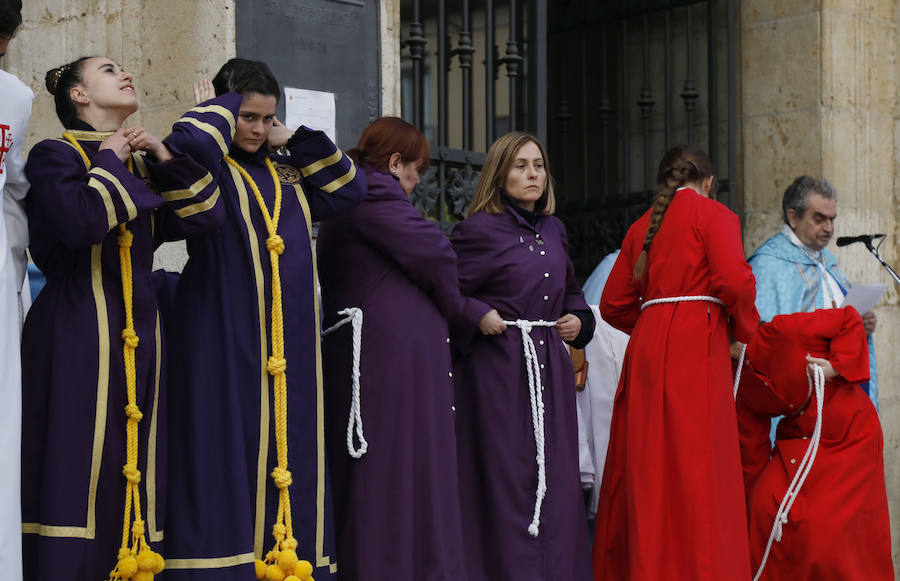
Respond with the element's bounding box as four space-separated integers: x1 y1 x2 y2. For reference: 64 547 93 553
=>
502 318 557 537
752 363 825 581
640 295 724 311
641 295 745 399
322 307 368 459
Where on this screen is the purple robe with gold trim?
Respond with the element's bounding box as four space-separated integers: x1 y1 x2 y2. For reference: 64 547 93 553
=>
21 126 222 581
162 94 366 580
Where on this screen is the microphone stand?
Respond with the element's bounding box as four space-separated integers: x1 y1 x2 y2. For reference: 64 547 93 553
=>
864 236 900 286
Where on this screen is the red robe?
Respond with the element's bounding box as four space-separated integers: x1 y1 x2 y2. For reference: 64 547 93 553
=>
736 307 894 580
594 187 758 580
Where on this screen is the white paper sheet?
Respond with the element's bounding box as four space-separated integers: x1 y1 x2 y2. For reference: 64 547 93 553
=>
284 87 336 143
839 283 887 314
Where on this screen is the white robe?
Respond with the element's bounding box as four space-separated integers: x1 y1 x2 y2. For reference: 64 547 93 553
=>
0 67 33 581
577 305 628 517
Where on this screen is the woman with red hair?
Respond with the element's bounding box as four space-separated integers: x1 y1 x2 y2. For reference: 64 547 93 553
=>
317 117 495 581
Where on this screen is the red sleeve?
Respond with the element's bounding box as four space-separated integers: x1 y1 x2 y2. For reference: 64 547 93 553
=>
827 307 870 384
735 365 774 501
703 205 759 342
599 225 642 335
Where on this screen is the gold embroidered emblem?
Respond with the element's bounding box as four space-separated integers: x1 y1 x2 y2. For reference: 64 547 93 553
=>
275 164 302 184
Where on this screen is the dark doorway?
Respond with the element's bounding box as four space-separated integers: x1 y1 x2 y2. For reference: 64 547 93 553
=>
549 0 741 280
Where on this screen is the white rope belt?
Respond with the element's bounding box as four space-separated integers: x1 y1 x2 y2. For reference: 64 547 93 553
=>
321 307 368 459
640 295 745 398
502 318 557 537
753 363 825 581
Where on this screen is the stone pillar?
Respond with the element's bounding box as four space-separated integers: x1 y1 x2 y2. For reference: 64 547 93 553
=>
380 0 402 116
3 0 237 271
742 0 899 569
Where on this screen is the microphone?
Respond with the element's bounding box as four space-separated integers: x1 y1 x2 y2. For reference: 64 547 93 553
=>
836 234 885 247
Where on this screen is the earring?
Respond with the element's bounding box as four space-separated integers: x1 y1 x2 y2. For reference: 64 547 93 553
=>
391 168 398 175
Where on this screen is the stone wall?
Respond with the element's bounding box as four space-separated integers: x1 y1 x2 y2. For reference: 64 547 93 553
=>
3 0 237 271
742 0 899 568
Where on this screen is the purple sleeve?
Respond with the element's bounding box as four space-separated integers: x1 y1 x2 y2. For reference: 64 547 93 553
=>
164 93 241 170
354 184 492 329
134 154 224 243
449 215 504 348
25 140 164 249
557 219 592 315
278 127 366 220
450 214 500 297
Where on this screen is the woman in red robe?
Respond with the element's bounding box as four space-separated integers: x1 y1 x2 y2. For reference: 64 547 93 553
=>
736 307 894 580
594 144 758 580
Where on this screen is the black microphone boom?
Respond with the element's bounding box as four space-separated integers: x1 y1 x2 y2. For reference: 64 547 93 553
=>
836 234 885 247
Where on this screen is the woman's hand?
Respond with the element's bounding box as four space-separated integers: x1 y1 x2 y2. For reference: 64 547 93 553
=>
556 313 582 342
806 354 838 380
124 126 173 162
267 117 294 151
193 79 215 105
730 341 745 360
479 309 507 335
98 129 133 163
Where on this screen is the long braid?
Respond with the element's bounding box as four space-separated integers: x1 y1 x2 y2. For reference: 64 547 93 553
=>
633 146 712 280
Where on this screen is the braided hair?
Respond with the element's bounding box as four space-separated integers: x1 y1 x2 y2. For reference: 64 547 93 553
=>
44 56 94 128
633 144 716 280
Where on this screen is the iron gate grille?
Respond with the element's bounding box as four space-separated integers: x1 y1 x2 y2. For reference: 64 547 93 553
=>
550 0 740 280
400 1 740 282
400 0 546 233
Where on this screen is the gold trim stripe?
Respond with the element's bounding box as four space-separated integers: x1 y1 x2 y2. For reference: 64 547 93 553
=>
22 523 91 538
64 129 115 141
161 173 214 202
299 150 342 177
87 177 120 230
319 163 357 194
147 315 164 543
291 184 337 572
132 154 150 179
91 166 138 221
230 164 271 557
189 105 237 136
87 243 110 540
176 117 228 155
165 553 256 570
174 188 220 218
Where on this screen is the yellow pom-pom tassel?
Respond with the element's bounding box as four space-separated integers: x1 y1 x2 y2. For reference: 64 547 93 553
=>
293 560 313 579
265 563 286 581
132 571 154 581
284 576 301 581
151 552 165 574
136 550 157 571
117 555 139 578
255 559 268 579
277 549 299 571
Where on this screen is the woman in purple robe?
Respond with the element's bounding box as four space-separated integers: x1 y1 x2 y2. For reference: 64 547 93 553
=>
161 59 365 580
21 56 223 581
316 117 493 581
450 132 595 581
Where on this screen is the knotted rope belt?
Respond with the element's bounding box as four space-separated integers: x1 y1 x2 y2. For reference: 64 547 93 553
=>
502 318 558 537
321 307 368 459
641 295 746 398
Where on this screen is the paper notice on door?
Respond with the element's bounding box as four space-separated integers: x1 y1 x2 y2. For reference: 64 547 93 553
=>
839 283 887 314
284 87 336 143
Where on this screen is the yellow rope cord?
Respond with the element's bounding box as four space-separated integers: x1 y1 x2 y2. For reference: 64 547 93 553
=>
225 156 314 581
62 133 164 580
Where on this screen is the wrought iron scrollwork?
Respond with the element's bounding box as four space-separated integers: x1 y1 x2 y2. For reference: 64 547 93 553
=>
410 167 440 217
447 163 480 219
